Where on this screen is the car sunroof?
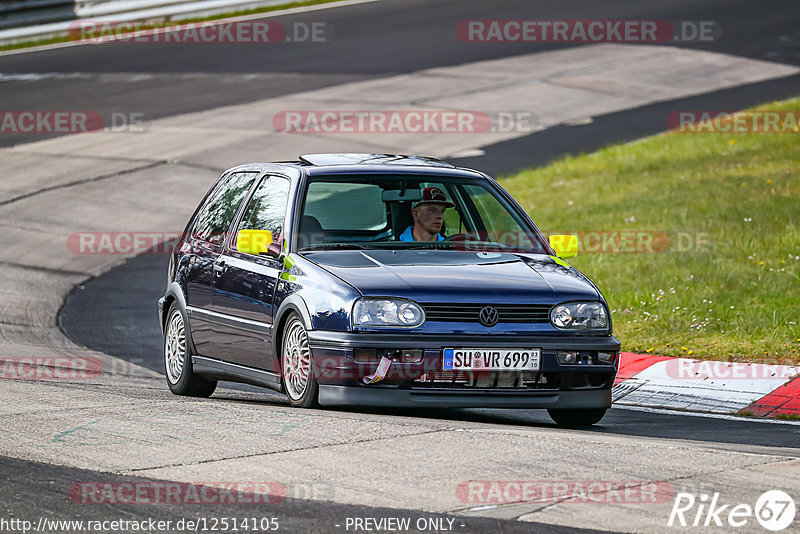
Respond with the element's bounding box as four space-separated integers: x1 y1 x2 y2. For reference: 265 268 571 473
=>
299 153 454 168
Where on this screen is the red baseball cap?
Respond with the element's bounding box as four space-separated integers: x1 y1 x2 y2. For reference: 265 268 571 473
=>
412 186 454 209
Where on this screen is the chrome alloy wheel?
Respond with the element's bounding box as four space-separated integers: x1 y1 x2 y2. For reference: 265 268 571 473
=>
164 308 186 384
283 319 311 400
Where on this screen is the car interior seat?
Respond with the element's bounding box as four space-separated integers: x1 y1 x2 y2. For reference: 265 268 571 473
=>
391 202 413 239
298 215 325 248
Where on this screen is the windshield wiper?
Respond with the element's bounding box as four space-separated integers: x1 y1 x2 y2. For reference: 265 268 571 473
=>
403 240 521 252
299 243 375 251
402 243 454 250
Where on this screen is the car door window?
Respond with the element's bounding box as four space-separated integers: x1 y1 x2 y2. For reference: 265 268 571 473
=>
191 172 259 249
463 184 537 250
234 175 291 252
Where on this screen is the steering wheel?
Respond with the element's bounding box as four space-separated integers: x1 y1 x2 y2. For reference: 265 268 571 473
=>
443 233 483 250
443 233 481 242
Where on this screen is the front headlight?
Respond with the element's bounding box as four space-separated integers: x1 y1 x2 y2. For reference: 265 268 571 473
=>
353 298 425 327
550 302 608 331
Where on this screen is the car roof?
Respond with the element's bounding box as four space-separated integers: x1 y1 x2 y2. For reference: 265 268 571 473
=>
244 153 487 179
223 154 487 180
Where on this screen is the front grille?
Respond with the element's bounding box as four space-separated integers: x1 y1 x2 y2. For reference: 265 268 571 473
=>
413 371 559 389
421 303 551 323
415 370 470 384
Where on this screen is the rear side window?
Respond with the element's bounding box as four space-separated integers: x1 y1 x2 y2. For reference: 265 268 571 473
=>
304 182 387 230
191 172 258 248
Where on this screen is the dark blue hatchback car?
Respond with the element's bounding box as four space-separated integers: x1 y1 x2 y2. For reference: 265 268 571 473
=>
159 153 620 427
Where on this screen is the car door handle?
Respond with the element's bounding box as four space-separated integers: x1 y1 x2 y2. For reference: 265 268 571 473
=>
213 262 225 274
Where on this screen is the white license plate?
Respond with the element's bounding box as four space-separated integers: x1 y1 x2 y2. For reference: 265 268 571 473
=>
442 348 540 371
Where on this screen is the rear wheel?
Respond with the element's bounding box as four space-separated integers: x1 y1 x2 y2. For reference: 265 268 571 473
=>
281 314 318 408
547 408 607 428
164 302 217 397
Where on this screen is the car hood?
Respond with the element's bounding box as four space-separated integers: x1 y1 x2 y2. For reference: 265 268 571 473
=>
302 249 600 304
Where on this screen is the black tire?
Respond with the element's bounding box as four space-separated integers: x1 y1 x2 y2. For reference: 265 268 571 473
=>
547 408 607 428
281 314 318 408
163 302 217 397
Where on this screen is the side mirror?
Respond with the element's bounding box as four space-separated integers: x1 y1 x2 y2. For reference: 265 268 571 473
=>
548 234 578 259
236 229 278 256
266 242 283 258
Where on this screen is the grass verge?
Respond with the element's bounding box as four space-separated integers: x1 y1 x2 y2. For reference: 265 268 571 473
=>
0 0 344 52
500 97 800 363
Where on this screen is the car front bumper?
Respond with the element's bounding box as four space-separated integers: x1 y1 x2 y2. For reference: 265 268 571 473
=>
319 385 611 409
308 331 620 409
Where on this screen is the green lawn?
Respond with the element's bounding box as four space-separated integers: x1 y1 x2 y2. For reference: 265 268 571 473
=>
500 97 800 363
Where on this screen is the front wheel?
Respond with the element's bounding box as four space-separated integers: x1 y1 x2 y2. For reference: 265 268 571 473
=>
281 314 318 408
164 302 217 397
547 408 607 428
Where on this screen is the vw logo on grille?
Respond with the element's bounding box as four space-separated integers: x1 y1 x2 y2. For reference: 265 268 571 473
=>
479 306 499 327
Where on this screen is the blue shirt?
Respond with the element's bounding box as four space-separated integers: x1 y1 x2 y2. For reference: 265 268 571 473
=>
399 225 444 242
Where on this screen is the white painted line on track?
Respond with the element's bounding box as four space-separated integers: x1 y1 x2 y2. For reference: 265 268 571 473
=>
0 72 306 83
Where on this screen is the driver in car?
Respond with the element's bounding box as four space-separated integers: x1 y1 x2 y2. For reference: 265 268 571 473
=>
399 186 455 242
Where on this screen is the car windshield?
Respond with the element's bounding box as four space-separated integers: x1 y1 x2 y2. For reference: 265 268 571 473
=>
297 174 547 253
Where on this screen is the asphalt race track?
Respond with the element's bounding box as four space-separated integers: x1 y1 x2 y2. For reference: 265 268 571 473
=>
4 0 800 532
58 250 800 449
1 456 601 534
2 0 800 149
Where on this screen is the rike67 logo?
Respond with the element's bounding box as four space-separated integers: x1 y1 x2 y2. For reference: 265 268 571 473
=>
668 490 796 531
